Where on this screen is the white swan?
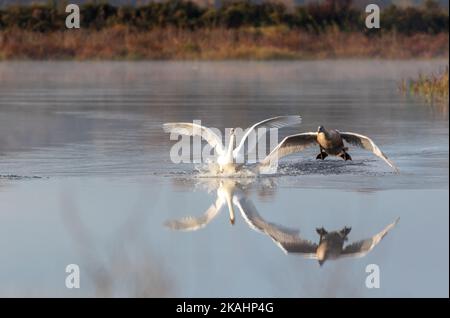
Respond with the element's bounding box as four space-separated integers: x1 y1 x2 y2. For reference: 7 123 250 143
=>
163 116 302 173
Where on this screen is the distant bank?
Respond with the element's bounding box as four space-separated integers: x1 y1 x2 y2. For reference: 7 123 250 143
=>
0 1 447 60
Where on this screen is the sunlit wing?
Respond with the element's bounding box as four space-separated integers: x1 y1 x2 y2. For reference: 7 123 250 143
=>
233 115 302 158
164 197 224 231
233 191 317 258
340 132 399 172
260 132 318 166
163 122 225 155
341 217 400 258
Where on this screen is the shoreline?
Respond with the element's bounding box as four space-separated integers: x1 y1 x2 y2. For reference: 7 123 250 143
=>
0 28 448 61
1 57 449 62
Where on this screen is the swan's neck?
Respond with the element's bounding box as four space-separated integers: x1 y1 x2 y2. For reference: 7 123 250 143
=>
226 134 236 161
218 182 235 224
319 129 330 139
225 192 235 225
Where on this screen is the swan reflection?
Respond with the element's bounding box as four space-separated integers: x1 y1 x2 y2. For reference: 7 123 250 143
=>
164 179 252 228
165 179 399 265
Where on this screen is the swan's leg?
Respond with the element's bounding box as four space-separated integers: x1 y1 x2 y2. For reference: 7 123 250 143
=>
315 147 328 160
339 151 352 161
340 227 352 240
316 227 327 242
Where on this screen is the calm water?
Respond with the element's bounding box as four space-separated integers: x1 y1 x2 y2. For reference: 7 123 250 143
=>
0 60 448 297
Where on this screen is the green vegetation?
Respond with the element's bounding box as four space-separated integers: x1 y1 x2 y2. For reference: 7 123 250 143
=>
0 0 447 33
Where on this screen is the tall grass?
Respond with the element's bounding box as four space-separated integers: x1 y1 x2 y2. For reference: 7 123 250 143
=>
401 67 449 119
401 67 449 103
0 26 448 60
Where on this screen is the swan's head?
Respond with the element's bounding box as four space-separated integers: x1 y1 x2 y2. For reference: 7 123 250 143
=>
229 128 236 136
317 125 325 133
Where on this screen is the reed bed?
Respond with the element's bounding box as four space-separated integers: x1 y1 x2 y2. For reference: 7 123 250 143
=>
0 26 448 60
401 67 449 103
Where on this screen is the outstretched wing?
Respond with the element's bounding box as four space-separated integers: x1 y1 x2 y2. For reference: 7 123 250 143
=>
233 115 302 158
260 132 318 166
163 122 225 155
164 197 224 231
341 217 400 258
233 191 317 257
340 132 399 172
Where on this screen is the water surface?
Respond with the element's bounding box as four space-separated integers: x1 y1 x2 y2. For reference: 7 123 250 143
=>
0 60 448 297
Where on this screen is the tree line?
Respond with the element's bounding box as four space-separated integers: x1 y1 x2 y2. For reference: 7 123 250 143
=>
0 0 447 34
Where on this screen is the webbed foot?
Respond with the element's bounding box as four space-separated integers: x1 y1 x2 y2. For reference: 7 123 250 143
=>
340 152 352 161
340 227 351 239
316 152 328 160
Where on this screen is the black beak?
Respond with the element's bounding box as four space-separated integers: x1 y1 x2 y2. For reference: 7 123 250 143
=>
318 260 325 267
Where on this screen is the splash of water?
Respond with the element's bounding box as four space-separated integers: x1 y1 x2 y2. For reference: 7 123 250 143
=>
194 163 260 179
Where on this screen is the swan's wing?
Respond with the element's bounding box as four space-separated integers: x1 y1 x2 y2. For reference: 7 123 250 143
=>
341 217 400 258
233 115 302 158
163 122 225 155
233 192 317 258
340 132 399 172
260 132 318 166
164 197 224 231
